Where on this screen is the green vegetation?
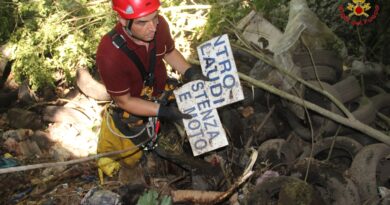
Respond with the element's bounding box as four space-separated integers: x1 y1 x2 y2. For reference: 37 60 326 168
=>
7 0 385 92
0 1 16 44
0 0 262 91
1 0 115 90
136 190 172 205
200 1 251 41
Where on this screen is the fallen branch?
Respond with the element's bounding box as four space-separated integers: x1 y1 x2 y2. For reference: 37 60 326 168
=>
377 112 390 127
238 72 390 145
171 190 223 204
211 169 254 204
171 149 258 204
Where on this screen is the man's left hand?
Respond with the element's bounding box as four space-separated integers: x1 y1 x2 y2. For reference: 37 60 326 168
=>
184 66 209 82
157 105 192 122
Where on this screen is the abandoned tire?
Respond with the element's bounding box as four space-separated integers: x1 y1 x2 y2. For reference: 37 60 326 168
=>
292 159 361 205
330 76 362 103
284 81 340 141
345 133 379 146
284 109 321 141
371 93 390 112
257 139 297 172
287 78 362 138
349 143 390 203
299 136 362 172
293 50 343 80
0 90 17 108
352 97 377 122
301 65 338 84
220 108 244 148
245 176 319 205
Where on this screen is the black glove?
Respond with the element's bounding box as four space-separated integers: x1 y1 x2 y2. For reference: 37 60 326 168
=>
184 66 209 82
158 105 192 121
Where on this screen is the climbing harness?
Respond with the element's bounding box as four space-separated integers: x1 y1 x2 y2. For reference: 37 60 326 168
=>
106 29 160 150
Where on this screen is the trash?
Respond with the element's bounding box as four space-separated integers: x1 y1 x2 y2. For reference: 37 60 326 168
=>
81 187 122 205
3 137 20 154
97 157 120 184
0 153 19 168
192 174 211 190
378 186 390 199
269 0 347 91
241 106 255 118
351 60 385 75
9 187 33 204
2 129 34 141
237 10 283 53
271 0 347 57
256 170 280 185
19 140 43 157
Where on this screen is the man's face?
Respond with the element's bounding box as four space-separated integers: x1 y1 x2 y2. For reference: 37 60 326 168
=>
129 11 159 42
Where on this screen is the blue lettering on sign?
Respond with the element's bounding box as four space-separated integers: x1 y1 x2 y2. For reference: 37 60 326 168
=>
223 74 235 89
187 111 205 139
184 106 198 118
204 57 215 69
199 42 212 56
205 119 218 131
219 59 231 74
195 139 207 149
210 83 222 97
188 119 201 130
206 66 219 81
201 109 213 121
214 35 225 46
178 91 191 103
181 35 240 154
197 99 210 111
189 128 205 138
201 35 236 107
195 90 208 100
202 109 220 143
186 108 221 151
216 45 229 58
207 131 219 142
213 98 225 105
214 35 229 58
192 81 204 92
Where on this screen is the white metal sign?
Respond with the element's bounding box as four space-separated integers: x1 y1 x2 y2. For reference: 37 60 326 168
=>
197 34 244 107
174 80 228 156
174 34 244 156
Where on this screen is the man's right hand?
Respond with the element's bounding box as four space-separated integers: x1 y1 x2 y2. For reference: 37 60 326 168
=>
157 105 192 121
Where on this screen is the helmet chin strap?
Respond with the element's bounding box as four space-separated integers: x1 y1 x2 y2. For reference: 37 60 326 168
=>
124 20 154 43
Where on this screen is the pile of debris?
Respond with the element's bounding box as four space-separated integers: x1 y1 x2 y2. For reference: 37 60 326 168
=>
0 0 389 204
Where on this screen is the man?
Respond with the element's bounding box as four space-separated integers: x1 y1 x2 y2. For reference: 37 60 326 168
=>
95 0 206 183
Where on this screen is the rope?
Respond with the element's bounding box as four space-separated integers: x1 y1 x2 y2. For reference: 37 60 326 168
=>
0 138 150 175
105 105 157 140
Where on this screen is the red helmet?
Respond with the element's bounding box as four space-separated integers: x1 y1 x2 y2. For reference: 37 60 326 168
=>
112 0 160 19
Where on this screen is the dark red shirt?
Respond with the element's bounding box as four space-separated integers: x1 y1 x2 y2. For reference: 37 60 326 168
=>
96 15 174 97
